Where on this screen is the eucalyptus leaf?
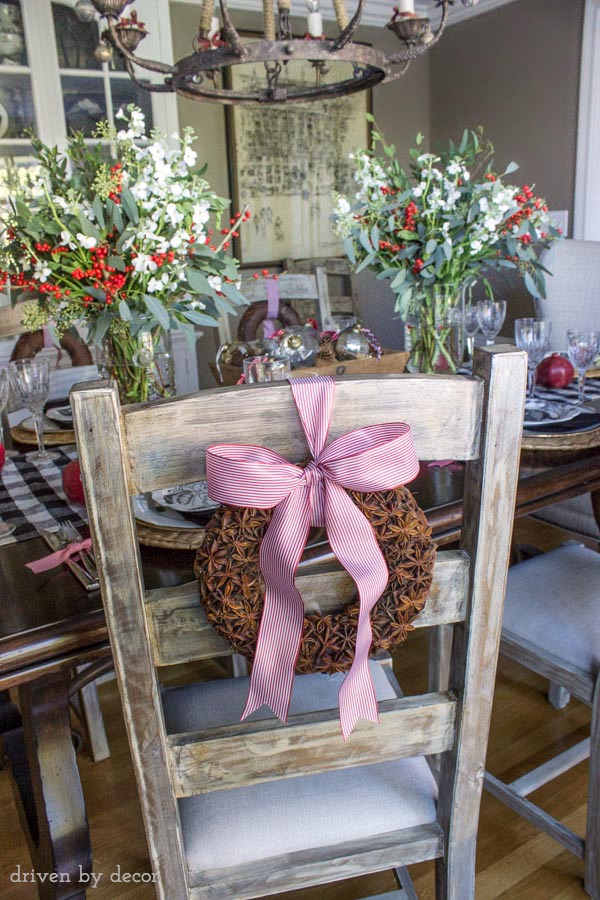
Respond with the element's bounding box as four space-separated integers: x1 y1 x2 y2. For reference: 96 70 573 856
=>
390 269 406 290
119 300 132 321
221 281 246 305
425 239 437 257
76 215 102 242
523 270 542 299
144 294 170 329
108 255 126 272
181 308 218 327
120 188 139 225
343 237 356 266
356 251 376 273
92 197 105 229
359 230 373 254
91 310 112 345
186 268 211 294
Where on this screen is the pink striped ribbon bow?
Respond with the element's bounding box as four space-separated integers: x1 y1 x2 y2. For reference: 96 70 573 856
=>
206 375 420 738
26 538 93 574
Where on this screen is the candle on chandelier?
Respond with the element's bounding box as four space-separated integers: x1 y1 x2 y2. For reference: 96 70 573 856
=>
208 16 220 43
397 0 416 15
306 0 323 37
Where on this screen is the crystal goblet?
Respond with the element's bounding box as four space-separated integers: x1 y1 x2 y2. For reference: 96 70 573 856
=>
476 299 506 346
9 358 59 462
514 318 552 408
567 329 600 404
464 304 480 361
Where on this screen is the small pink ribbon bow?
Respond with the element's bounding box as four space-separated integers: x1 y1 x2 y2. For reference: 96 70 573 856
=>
206 375 420 738
26 538 92 574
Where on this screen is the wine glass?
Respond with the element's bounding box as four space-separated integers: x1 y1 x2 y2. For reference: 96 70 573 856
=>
514 318 552 408
476 299 507 346
9 358 59 462
567 329 600 404
464 304 480 361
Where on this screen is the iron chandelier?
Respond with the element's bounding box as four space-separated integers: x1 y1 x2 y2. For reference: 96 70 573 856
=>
80 0 479 105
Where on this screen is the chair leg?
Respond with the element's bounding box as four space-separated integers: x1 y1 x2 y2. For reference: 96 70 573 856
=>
71 665 110 762
585 680 600 899
394 865 418 899
548 681 571 709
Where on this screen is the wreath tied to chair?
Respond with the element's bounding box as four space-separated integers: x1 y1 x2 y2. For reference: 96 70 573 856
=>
194 484 436 674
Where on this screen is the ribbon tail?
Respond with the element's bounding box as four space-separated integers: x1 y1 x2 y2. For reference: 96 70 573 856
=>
326 483 388 739
242 491 311 723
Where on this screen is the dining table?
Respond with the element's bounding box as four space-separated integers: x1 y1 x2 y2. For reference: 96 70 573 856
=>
1 381 600 898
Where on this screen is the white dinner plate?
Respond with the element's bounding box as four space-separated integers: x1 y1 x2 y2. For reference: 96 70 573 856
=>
19 415 69 434
132 493 205 531
153 481 218 514
46 405 74 425
523 401 583 428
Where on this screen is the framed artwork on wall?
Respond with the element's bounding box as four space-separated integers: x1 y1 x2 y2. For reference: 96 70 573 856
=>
226 46 371 264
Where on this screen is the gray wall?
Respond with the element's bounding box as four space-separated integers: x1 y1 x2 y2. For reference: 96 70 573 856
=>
429 0 584 225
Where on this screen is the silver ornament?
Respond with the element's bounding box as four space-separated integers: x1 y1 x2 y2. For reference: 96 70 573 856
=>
276 326 319 368
335 324 373 361
74 0 96 24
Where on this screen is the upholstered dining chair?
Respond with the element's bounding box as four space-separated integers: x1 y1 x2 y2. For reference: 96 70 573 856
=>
484 542 600 898
71 345 526 900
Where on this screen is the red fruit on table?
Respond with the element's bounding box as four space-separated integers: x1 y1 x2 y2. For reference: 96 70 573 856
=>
536 353 575 389
62 459 85 505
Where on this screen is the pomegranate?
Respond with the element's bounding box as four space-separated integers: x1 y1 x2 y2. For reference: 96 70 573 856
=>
536 353 575 389
62 459 85 505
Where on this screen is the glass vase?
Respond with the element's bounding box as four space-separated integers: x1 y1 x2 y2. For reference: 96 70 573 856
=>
405 284 465 374
99 320 175 405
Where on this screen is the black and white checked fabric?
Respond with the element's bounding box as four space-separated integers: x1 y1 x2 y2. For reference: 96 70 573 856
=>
0 448 86 544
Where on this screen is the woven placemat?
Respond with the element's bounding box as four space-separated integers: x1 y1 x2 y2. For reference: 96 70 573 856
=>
135 520 206 550
11 423 76 446
521 423 600 452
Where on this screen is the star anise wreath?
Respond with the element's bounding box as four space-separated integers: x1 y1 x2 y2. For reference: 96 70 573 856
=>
194 486 436 675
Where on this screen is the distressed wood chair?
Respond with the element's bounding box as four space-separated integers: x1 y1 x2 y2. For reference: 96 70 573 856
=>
70 345 526 900
484 542 600 898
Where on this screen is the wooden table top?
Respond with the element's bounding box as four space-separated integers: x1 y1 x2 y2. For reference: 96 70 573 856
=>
1 452 599 690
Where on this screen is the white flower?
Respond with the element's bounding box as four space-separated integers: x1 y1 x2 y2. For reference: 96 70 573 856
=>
131 182 150 202
170 230 188 249
190 298 206 310
34 260 51 282
132 253 157 274
412 186 423 198
470 239 483 253
446 160 462 176
208 275 223 293
76 233 97 250
183 146 197 168
192 200 211 228
60 229 76 248
165 202 184 227
146 273 170 293
336 197 351 215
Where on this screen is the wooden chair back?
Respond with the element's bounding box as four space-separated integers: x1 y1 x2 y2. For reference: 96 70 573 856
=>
239 269 333 330
71 346 527 899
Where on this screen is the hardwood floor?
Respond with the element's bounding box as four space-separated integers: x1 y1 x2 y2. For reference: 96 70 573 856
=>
0 518 593 899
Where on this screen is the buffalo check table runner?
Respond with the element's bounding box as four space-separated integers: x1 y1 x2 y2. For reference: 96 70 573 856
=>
0 448 86 544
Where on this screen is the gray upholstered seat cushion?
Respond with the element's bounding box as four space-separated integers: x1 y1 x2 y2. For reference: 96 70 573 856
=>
502 543 600 675
161 661 438 875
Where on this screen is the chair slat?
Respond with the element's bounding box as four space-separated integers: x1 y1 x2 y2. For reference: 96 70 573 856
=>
239 274 319 301
169 692 456 797
145 550 470 668
122 376 483 495
189 823 445 899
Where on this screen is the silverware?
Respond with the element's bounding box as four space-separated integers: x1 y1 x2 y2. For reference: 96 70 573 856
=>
36 527 99 592
60 520 98 581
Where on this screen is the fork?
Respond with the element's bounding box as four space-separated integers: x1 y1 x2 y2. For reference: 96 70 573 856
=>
59 520 98 582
